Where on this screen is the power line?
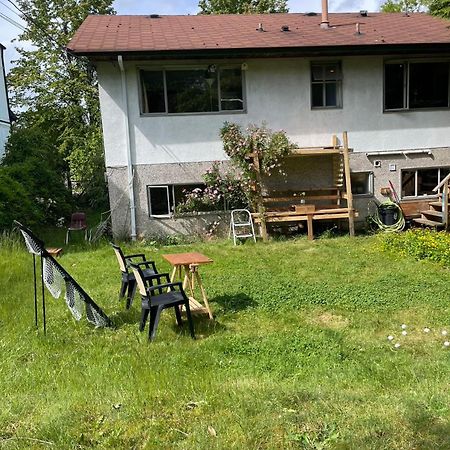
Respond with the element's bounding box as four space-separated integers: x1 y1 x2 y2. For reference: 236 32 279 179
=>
0 11 26 30
0 0 22 18
6 0 67 52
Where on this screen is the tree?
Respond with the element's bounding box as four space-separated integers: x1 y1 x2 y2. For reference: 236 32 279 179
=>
198 0 288 14
7 0 114 208
380 0 450 19
429 0 450 18
380 0 426 12
0 124 72 229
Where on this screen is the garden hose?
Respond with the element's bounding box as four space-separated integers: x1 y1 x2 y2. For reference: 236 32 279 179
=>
369 199 405 232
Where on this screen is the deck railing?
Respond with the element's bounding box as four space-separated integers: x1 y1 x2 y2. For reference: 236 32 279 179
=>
432 173 450 228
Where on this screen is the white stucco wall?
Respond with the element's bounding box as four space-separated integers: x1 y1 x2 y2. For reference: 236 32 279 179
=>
97 55 450 168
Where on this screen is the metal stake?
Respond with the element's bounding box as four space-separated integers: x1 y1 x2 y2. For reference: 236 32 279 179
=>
33 254 38 327
40 255 46 334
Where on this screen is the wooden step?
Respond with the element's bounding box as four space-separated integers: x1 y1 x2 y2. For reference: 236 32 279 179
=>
429 201 443 208
420 210 443 220
413 218 445 227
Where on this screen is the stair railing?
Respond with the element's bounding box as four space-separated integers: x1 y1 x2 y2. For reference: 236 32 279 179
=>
432 173 450 229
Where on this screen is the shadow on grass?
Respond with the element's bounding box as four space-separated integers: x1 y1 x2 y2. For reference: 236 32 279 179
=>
110 306 141 327
212 293 257 313
407 404 450 449
171 314 226 339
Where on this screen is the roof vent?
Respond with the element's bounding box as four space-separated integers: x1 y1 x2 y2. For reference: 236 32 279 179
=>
360 10 368 17
256 23 265 32
305 12 318 16
149 14 161 19
281 25 290 32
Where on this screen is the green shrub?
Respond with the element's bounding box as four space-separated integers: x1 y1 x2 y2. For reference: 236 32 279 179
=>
379 229 450 266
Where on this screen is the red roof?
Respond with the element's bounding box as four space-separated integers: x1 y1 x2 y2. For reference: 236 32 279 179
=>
67 13 450 56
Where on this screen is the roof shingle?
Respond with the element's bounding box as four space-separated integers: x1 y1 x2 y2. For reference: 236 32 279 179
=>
67 12 450 55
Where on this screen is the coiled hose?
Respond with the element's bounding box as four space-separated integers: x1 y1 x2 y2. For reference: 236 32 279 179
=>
369 199 405 232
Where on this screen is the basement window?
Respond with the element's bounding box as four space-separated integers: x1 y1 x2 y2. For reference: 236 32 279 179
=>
311 62 342 108
401 167 450 198
140 66 244 115
351 172 373 196
147 184 205 218
384 61 450 111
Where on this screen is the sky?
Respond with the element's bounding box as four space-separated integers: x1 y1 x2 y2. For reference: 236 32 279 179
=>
0 0 384 74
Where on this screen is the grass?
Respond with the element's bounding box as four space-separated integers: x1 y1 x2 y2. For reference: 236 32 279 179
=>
0 233 449 449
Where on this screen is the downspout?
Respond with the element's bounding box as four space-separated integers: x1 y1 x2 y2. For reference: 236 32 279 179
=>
118 55 137 240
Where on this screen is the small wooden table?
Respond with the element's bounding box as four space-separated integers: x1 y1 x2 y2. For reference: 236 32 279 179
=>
162 252 214 319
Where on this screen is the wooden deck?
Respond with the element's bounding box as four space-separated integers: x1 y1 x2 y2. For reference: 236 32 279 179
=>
252 207 358 240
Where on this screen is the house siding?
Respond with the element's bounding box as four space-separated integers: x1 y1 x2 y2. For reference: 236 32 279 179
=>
97 55 450 237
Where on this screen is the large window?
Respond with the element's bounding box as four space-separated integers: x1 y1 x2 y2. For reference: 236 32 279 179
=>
401 167 450 198
384 61 450 111
140 66 244 114
311 62 342 108
147 184 204 217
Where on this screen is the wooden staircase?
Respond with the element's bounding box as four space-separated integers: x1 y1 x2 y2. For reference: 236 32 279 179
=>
413 174 450 229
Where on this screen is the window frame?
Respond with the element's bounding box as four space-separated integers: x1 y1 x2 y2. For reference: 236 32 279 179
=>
147 183 214 218
310 61 343 110
384 59 450 112
147 185 172 218
139 64 246 116
351 171 374 197
400 167 450 199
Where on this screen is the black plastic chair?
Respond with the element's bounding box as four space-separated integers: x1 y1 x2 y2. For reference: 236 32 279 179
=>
130 263 195 341
111 244 158 309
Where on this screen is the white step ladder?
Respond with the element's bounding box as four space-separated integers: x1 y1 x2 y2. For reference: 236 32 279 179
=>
230 209 257 245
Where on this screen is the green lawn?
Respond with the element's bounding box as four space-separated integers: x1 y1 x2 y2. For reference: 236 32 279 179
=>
1 235 449 449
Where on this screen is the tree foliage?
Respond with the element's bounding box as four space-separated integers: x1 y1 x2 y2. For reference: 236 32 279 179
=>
0 124 72 229
380 0 450 18
198 0 288 14
380 0 426 12
429 0 450 18
7 0 114 208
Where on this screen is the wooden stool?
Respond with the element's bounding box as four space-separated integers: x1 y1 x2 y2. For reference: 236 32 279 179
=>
46 247 63 258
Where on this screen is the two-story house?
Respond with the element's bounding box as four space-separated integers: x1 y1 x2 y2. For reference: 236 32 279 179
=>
68 11 450 239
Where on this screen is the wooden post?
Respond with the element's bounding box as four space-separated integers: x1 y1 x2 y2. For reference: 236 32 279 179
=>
332 134 338 148
307 214 314 240
342 131 355 237
252 152 268 241
444 182 449 230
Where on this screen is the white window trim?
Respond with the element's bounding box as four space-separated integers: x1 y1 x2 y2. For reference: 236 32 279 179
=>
400 167 449 199
148 185 171 218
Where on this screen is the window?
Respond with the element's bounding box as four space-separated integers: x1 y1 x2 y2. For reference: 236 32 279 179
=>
351 172 373 196
148 186 171 217
147 184 204 217
401 167 450 198
311 62 342 108
140 66 244 114
384 61 450 111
